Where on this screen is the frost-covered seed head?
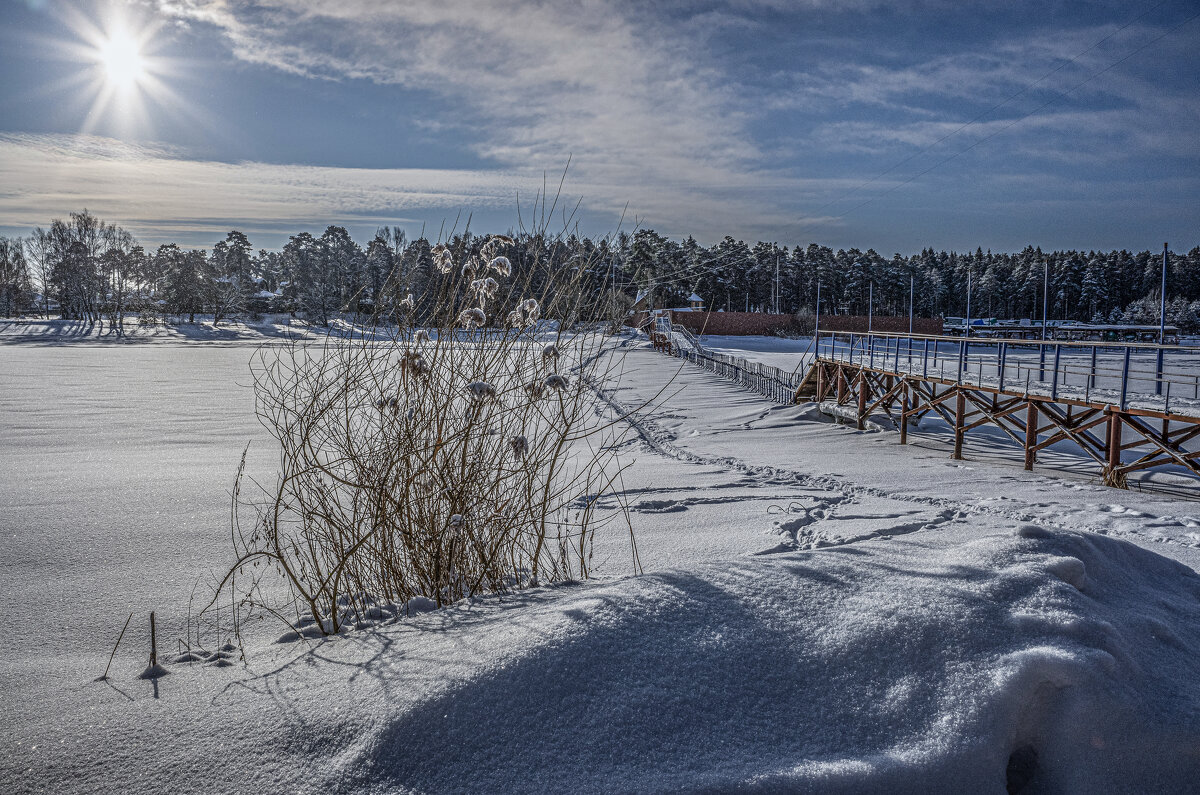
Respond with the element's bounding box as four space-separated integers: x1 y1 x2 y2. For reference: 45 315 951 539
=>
489 256 512 277
505 310 524 328
458 308 486 329
399 293 414 310
400 350 429 377
482 277 499 297
448 514 464 528
524 379 546 400
544 374 568 391
414 329 431 344
521 298 539 315
467 381 496 400
510 435 528 458
542 344 559 361
433 245 453 274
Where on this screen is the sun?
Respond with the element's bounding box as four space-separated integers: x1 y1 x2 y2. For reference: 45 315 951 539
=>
98 29 146 90
54 5 205 138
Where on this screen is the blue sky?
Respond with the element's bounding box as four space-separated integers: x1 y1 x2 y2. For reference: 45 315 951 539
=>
0 0 1197 252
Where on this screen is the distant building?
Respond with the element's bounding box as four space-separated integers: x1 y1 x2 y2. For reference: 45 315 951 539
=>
688 293 704 311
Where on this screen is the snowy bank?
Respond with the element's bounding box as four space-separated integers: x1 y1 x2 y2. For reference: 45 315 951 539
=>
8 524 1200 793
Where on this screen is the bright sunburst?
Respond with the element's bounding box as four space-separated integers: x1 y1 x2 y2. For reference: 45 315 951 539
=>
46 5 195 138
98 29 146 91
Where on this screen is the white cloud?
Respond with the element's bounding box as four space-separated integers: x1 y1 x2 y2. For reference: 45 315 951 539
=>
0 132 844 246
150 1 786 224
0 133 532 243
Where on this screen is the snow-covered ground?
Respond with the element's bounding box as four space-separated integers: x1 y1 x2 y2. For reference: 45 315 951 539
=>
3 333 1200 792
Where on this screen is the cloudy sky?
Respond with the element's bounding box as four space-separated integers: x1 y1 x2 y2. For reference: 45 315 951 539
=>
1 0 1197 252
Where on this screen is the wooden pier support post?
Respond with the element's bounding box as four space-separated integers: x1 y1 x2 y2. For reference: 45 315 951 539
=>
900 384 909 445
952 389 966 459
837 368 847 404
1024 400 1037 470
857 373 869 431
1104 409 1125 488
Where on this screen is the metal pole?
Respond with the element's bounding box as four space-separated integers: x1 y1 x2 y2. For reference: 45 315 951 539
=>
814 279 821 357
1051 344 1061 402
1040 259 1048 376
965 270 972 339
868 281 873 334
964 270 972 372
1159 242 1168 344
1156 242 1167 395
908 274 914 335
1119 347 1131 411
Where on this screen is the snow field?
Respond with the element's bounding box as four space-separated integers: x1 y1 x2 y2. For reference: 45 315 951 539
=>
2 335 1200 792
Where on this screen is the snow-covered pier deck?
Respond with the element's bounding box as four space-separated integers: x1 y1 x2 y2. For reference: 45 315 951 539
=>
795 331 1200 488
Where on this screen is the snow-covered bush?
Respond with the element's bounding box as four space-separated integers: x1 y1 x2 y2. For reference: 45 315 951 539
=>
214 232 637 636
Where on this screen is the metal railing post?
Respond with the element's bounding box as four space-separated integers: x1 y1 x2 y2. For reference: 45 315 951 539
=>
1051 344 1061 401
1155 347 1165 396
998 342 1007 390
1119 347 1131 410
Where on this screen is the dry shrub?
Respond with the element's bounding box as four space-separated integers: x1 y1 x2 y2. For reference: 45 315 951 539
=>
213 232 640 637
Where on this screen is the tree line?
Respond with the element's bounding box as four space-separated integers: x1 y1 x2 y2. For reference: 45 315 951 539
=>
1 211 1198 332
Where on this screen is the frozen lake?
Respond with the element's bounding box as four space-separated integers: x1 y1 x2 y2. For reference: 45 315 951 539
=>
0 342 279 663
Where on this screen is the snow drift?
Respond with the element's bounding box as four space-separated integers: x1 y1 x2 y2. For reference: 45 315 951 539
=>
318 524 1200 793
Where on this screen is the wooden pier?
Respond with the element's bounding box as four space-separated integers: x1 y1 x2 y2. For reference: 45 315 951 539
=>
793 332 1200 489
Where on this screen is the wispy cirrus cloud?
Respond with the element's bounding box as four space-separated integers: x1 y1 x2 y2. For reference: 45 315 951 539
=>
154 1 768 209
0 132 844 246
0 132 533 243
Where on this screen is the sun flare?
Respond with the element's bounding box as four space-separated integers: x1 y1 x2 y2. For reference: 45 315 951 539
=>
98 30 145 90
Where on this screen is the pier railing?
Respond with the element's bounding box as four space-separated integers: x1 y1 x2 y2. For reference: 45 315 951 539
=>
663 324 801 405
807 330 1199 418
